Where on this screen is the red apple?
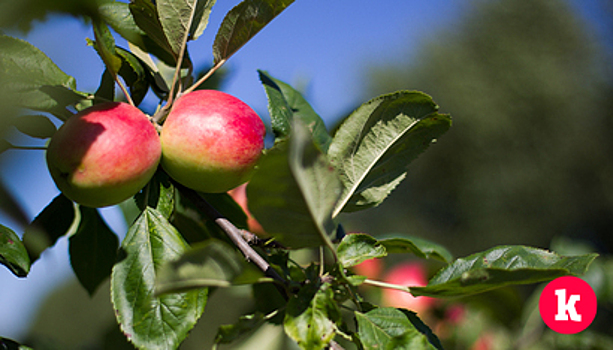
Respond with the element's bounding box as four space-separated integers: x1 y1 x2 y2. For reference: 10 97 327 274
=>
227 183 265 234
46 102 161 208
381 262 436 315
352 258 383 280
160 90 265 193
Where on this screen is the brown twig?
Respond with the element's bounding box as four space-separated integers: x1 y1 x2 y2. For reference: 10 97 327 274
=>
173 181 288 298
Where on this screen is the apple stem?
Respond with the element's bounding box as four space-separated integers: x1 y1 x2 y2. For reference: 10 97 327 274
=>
116 78 135 107
362 279 413 293
183 58 227 95
172 180 289 299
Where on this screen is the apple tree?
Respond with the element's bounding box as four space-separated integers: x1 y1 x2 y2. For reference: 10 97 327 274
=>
0 1 599 349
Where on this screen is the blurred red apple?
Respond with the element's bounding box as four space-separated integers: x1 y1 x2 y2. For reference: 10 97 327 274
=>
381 262 435 315
160 90 266 193
46 102 161 207
352 258 383 280
228 182 264 234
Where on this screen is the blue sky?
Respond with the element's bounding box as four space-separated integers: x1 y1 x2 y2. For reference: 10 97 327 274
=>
0 0 608 340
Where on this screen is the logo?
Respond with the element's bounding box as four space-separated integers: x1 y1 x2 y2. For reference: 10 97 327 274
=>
539 276 597 334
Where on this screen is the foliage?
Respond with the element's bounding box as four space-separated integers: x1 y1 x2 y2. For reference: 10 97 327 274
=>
0 1 604 349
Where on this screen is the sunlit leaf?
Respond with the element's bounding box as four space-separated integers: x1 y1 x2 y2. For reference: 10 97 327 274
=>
0 34 88 119
69 207 119 296
337 233 387 268
157 0 216 55
411 245 599 298
111 208 207 349
248 122 341 249
328 91 451 216
0 224 30 277
213 0 294 64
258 70 331 151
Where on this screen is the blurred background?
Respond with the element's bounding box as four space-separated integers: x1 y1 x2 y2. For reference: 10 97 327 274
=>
1 0 613 349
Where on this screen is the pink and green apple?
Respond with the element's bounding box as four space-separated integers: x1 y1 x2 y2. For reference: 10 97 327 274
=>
46 102 161 208
160 90 265 193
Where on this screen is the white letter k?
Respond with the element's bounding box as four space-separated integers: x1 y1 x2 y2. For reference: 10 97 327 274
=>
554 288 581 322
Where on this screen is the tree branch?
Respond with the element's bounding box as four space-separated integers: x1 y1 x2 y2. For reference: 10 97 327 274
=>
173 181 288 298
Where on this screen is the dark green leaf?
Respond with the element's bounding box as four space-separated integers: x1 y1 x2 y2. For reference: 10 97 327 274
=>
0 180 29 226
0 224 30 277
215 312 266 345
258 70 331 151
129 0 176 59
155 239 260 295
95 69 116 102
0 139 11 155
328 91 451 216
248 122 341 249
213 0 294 64
135 169 175 219
337 233 387 268
355 307 440 350
0 34 88 119
411 245 599 298
115 46 151 105
284 281 340 349
22 194 75 263
12 115 57 139
379 235 453 263
111 208 208 350
0 337 33 350
69 207 119 296
92 18 123 76
99 1 177 66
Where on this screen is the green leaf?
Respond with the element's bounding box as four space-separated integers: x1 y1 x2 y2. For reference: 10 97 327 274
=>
111 208 208 350
355 308 441 350
213 0 295 64
411 245 599 298
337 233 387 268
155 239 260 294
215 312 266 345
0 337 33 350
94 69 116 102
69 207 119 296
157 0 216 55
0 180 29 226
0 34 88 119
92 18 123 77
248 122 341 249
0 139 11 155
258 70 331 151
129 0 177 59
99 1 177 66
11 115 57 139
116 46 151 106
328 91 452 217
22 194 75 263
284 281 340 349
0 224 30 277
135 170 175 219
379 235 453 263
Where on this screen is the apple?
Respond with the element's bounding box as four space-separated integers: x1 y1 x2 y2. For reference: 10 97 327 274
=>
160 90 265 193
227 183 265 234
352 258 383 280
381 262 436 315
46 102 161 208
